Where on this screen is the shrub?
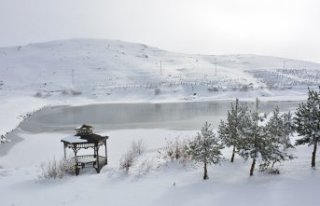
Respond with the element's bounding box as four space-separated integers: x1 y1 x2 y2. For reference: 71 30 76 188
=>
131 139 144 155
38 157 73 180
136 159 154 177
161 138 191 164
120 151 135 174
119 139 145 174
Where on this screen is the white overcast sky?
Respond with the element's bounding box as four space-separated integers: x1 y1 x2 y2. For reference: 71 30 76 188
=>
0 0 320 62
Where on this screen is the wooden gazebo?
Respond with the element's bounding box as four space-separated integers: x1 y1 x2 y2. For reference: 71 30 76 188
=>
61 125 108 175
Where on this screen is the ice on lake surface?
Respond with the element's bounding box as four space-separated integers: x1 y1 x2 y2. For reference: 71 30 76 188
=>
18 100 300 133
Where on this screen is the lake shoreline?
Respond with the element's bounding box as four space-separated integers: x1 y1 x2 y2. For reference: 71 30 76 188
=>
1 98 302 158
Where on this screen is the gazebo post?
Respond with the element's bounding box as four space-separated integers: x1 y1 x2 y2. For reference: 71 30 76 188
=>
95 144 100 173
73 146 78 162
63 143 67 160
72 145 80 175
104 140 108 165
97 144 100 173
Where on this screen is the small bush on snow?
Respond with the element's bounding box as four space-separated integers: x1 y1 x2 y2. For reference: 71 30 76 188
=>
119 139 145 174
38 157 74 180
131 139 144 156
120 151 136 174
160 138 191 165
136 159 154 177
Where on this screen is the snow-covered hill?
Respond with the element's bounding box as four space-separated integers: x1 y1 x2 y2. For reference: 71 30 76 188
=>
1 39 320 206
1 39 320 100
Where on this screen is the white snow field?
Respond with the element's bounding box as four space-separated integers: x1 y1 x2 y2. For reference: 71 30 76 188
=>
0 128 319 206
1 39 320 206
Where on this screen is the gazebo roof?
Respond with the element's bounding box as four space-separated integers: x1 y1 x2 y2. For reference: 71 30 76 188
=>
62 124 108 145
61 133 108 144
76 124 93 130
61 135 87 144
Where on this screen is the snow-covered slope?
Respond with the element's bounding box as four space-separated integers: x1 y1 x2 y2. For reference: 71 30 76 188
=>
1 39 320 206
1 39 320 100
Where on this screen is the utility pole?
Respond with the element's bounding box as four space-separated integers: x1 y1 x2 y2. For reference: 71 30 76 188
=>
214 58 218 76
72 69 74 87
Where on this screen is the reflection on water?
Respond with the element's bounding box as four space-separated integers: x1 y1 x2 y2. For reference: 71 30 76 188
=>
19 100 301 132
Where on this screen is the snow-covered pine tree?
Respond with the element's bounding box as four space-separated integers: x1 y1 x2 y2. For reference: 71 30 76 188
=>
187 121 224 180
238 98 278 176
267 107 294 149
260 107 294 172
294 88 320 168
218 98 248 162
282 111 294 147
238 99 264 176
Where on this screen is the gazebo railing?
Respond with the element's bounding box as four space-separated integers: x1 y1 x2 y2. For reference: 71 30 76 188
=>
71 155 106 175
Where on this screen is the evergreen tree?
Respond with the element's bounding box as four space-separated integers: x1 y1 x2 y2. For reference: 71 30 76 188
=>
238 98 284 176
218 98 248 162
294 88 320 168
261 107 294 171
238 99 265 176
267 107 294 149
282 111 294 147
266 107 283 139
187 122 224 180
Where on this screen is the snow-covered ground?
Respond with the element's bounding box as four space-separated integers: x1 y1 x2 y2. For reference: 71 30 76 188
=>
0 128 319 206
1 39 320 205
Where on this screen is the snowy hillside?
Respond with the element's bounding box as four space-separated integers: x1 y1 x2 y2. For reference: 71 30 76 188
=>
1 38 320 100
1 39 320 206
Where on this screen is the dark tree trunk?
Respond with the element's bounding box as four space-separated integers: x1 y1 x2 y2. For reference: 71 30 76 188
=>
203 161 209 180
231 145 236 163
250 158 256 176
312 140 317 168
232 98 239 164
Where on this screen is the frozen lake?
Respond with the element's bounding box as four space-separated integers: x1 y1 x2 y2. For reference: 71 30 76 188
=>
18 100 300 133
